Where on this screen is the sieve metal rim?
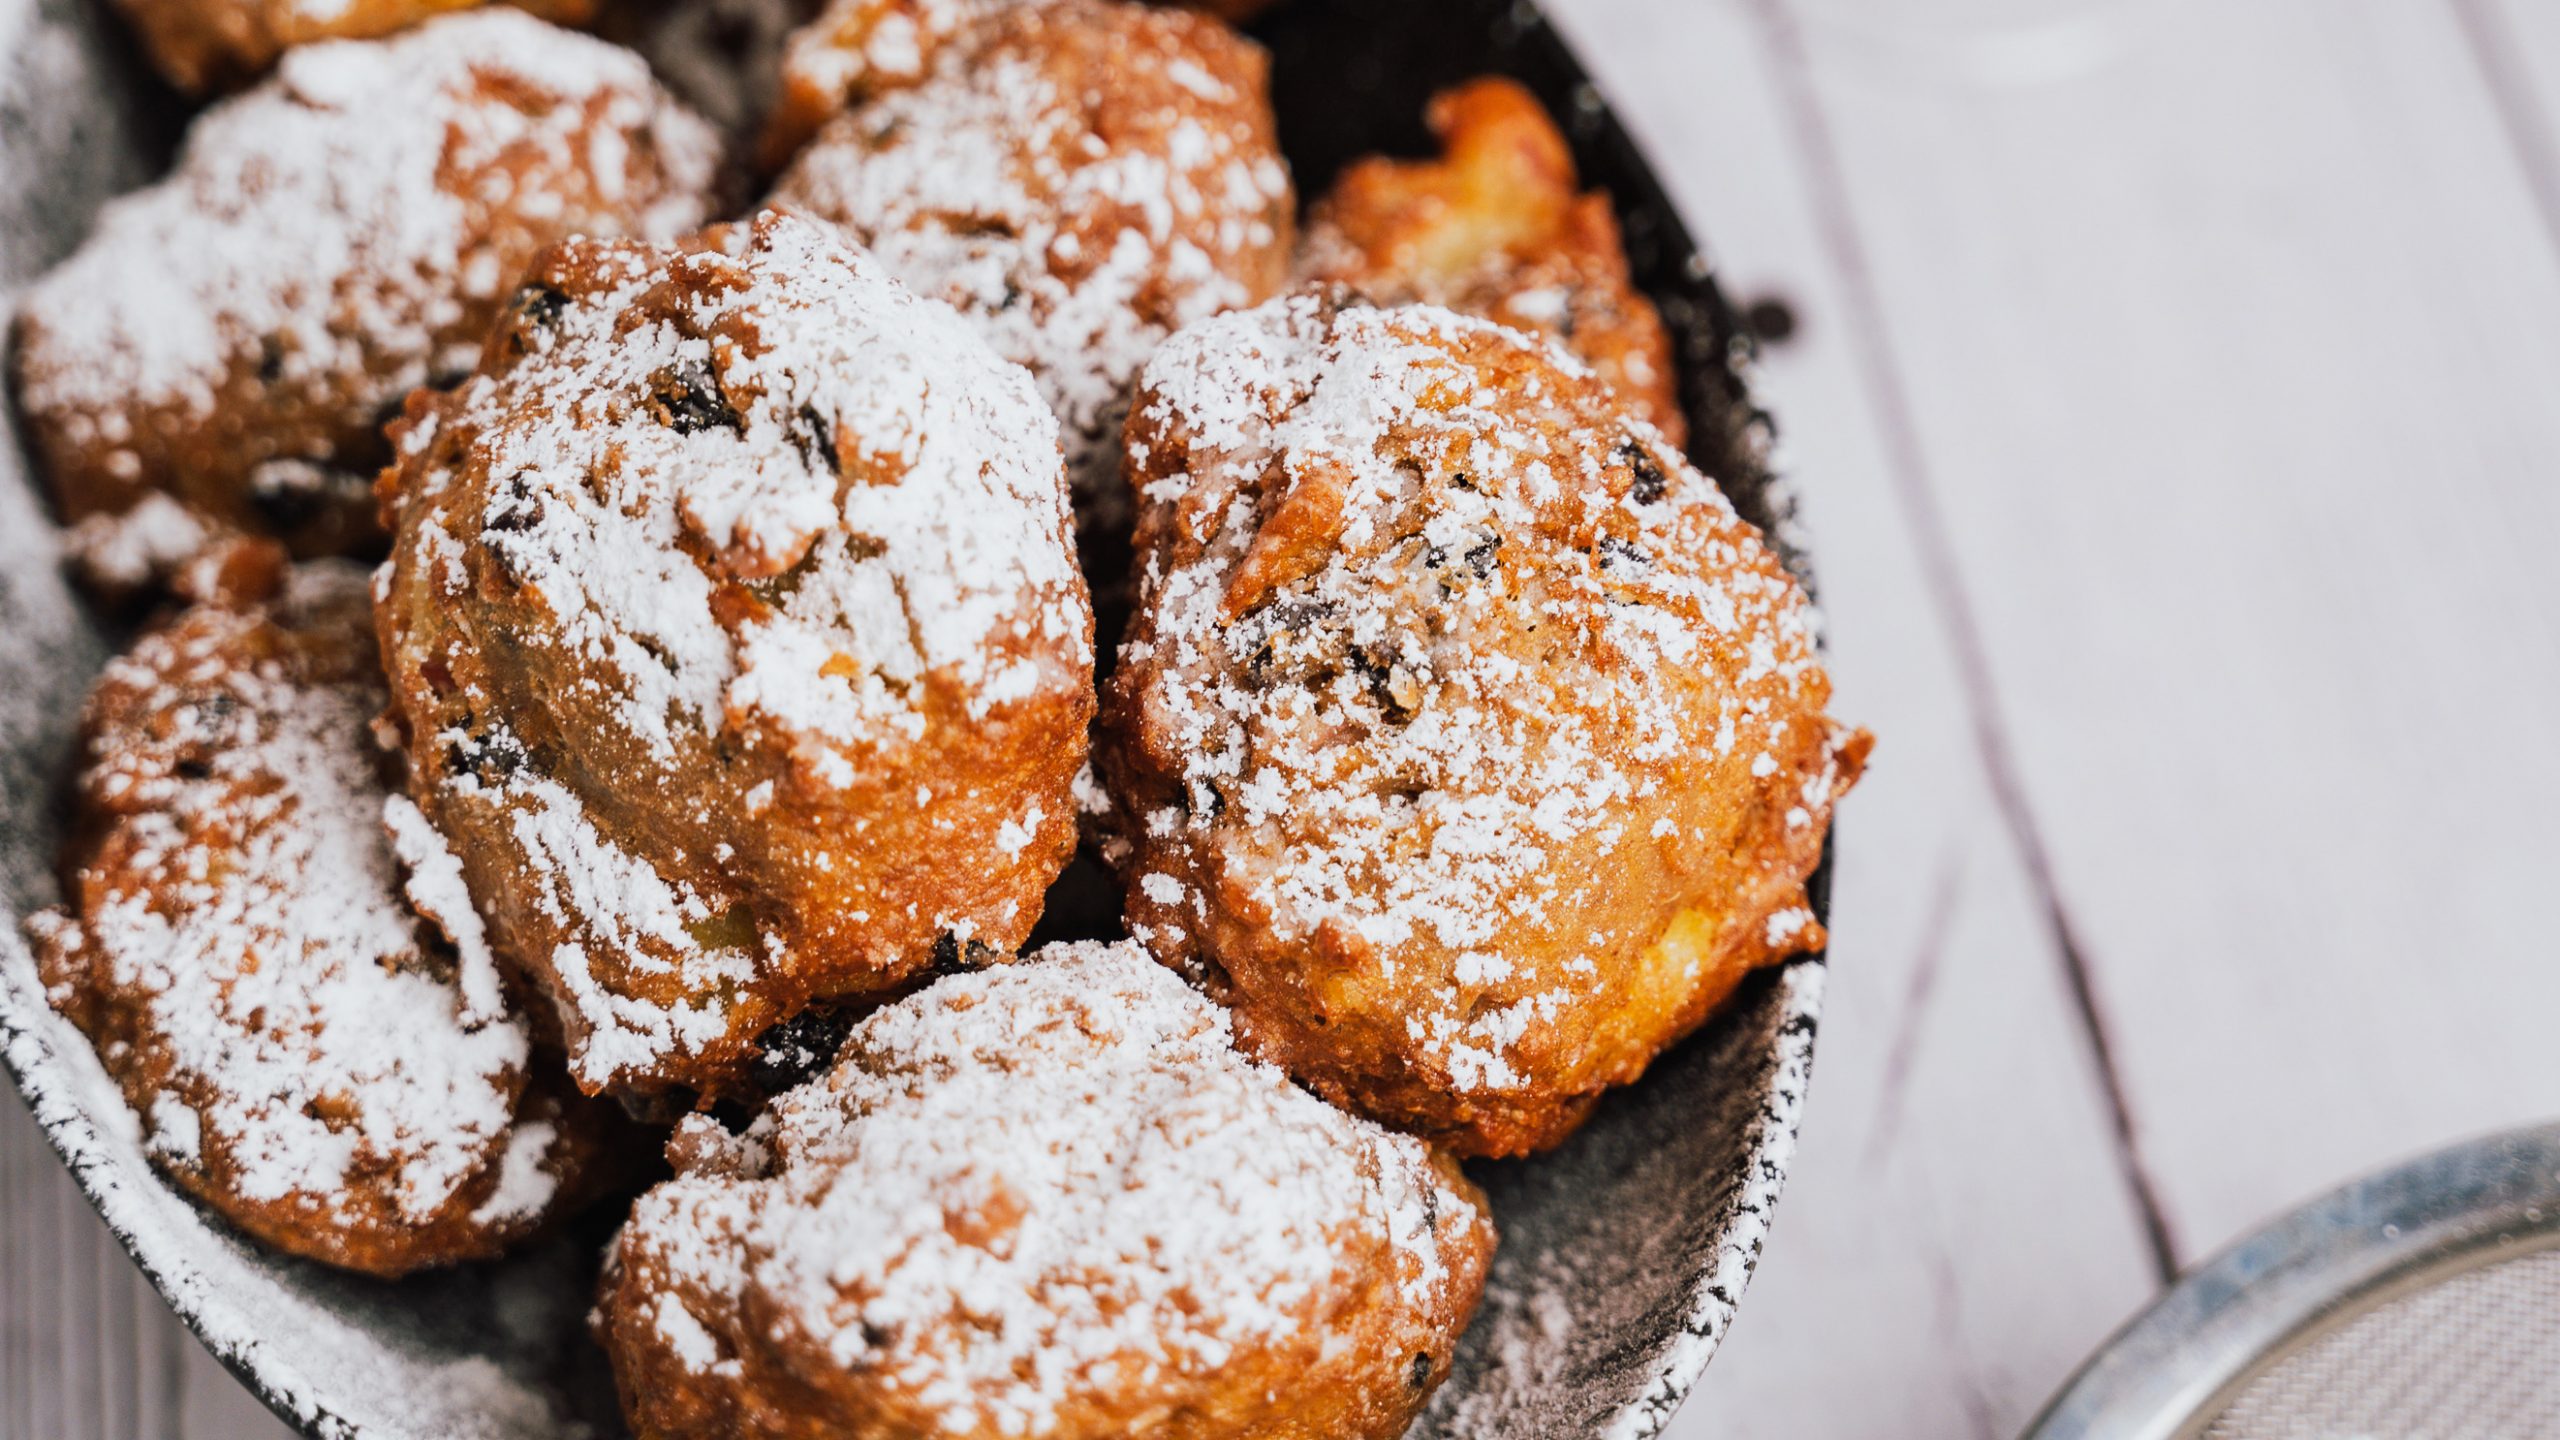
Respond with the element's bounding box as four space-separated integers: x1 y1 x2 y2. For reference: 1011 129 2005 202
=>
2023 1120 2560 1440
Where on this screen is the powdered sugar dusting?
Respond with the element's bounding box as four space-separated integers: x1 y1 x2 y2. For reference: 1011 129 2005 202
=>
29 566 533 1231
467 1119 562 1229
385 792 505 1027
610 940 1484 1436
464 742 760 1090
770 0 1291 507
5 927 603 1439
400 211 1081 755
14 9 723 487
379 210 1088 1090
56 493 216 595
1414 963 1823 1440
773 0 982 133
1109 294 1842 1101
0 4 1842 1432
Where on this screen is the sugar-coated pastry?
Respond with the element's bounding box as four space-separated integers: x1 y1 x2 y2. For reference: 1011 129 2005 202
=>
596 940 1494 1440
373 211 1094 1103
28 564 620 1278
759 0 979 168
51 495 289 614
1099 293 1865 1157
12 12 724 563
1301 77 1686 445
105 0 600 94
767 0 1292 573
759 0 1281 169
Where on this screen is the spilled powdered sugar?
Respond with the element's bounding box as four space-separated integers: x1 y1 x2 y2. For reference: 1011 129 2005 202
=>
14 9 722 474
617 940 1475 1435
1115 295 1835 1095
770 0 1291 500
31 566 532 1226
1411 965 1822 1440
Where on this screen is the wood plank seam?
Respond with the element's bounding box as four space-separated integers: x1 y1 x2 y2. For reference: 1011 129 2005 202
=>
1739 0 2182 1284
1921 1198 2003 1440
1860 849 1962 1171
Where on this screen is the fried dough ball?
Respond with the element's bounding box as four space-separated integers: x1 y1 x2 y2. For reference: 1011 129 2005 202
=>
759 0 975 168
1099 294 1865 1157
1302 77 1685 446
106 0 599 94
596 940 1493 1440
374 211 1094 1103
52 496 291 615
759 0 1281 169
26 564 621 1278
11 12 724 566
766 0 1293 558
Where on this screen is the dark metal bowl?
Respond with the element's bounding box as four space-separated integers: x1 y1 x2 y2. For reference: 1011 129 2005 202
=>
0 2 1828 1434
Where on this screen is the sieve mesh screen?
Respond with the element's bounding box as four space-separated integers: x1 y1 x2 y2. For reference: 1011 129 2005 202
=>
2204 1244 2560 1439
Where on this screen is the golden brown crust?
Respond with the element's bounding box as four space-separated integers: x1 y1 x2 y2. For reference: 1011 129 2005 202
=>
30 565 624 1278
759 0 953 171
767 0 1293 593
760 0 1293 173
1302 76 1686 446
106 0 599 94
1099 294 1863 1157
373 212 1095 1103
9 13 723 563
594 942 1493 1440
762 0 1285 169
52 498 293 615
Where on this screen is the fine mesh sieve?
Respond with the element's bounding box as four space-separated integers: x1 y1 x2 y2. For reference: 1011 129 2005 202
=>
2201 1242 2560 1439
2026 1122 2560 1440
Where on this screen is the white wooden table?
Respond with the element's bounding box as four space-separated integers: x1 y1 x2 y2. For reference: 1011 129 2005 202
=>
13 0 2560 1434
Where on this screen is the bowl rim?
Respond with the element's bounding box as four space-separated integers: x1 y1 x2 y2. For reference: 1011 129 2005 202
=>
2023 1120 2560 1440
0 2 1832 1435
